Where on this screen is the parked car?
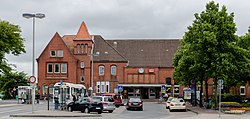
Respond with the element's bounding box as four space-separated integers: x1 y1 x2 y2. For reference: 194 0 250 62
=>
126 97 143 111
169 98 187 112
67 97 103 114
92 96 115 113
165 97 174 109
103 93 123 107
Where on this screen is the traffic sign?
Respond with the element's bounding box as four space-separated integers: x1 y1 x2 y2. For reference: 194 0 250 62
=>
29 76 36 84
217 79 224 85
161 85 166 90
118 85 123 92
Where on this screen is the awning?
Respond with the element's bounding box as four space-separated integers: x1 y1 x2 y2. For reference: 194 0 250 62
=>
118 84 165 87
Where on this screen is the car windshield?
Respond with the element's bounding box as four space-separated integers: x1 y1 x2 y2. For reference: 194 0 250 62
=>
171 98 184 103
92 96 102 101
92 99 101 103
81 98 90 102
129 98 141 102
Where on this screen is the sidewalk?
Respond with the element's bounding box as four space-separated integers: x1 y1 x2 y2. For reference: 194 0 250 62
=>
10 110 102 117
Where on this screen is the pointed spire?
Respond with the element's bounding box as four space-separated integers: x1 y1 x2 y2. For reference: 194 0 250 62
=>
75 21 91 40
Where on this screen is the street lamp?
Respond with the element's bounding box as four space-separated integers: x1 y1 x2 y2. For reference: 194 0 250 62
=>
23 13 45 113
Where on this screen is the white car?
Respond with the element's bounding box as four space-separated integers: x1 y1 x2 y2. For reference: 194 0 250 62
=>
165 97 174 109
169 98 187 112
92 96 115 113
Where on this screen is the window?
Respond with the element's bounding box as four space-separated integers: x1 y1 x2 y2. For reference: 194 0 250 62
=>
54 64 60 73
99 65 104 76
85 44 88 54
240 86 245 95
58 50 63 57
47 64 53 73
106 82 109 93
111 66 116 75
61 63 67 73
80 62 84 68
96 82 100 93
77 44 80 54
50 50 56 57
101 82 105 93
81 44 85 54
43 84 47 95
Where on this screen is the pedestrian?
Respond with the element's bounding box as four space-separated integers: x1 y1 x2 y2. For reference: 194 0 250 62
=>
72 94 77 102
23 92 27 104
36 93 40 104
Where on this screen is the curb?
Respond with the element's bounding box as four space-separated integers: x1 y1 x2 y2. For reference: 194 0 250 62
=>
10 114 102 117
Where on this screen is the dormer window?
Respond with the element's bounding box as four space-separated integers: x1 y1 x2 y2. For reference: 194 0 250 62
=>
50 50 56 57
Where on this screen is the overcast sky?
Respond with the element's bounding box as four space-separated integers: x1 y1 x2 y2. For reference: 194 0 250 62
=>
1 0 250 77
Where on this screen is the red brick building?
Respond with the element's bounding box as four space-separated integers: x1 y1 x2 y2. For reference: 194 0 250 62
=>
37 21 250 99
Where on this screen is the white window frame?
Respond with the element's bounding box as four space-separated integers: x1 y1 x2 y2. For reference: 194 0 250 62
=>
77 44 81 54
96 82 100 93
47 63 53 73
240 86 245 95
111 65 116 75
50 50 56 57
81 44 85 54
58 50 63 57
101 82 105 93
106 82 109 93
54 63 60 73
61 63 67 73
80 62 84 68
99 66 105 76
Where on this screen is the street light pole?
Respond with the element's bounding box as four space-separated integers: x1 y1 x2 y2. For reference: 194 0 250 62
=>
23 13 45 113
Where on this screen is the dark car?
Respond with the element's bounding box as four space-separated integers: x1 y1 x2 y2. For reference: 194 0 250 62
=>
67 97 103 114
126 97 143 111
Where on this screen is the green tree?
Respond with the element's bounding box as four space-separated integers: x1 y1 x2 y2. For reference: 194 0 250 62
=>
173 1 250 108
0 71 29 99
0 20 26 73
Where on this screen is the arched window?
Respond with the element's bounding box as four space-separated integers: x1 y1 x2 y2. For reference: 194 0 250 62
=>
99 65 104 76
81 44 84 54
85 44 88 54
111 65 117 75
77 44 81 54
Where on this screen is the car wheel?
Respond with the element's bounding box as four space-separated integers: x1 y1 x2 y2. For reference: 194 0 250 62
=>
108 110 113 113
115 105 120 108
85 107 90 113
140 108 143 111
98 111 102 114
68 107 73 112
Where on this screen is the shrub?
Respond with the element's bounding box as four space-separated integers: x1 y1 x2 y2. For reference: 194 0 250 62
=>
241 103 250 107
221 93 242 103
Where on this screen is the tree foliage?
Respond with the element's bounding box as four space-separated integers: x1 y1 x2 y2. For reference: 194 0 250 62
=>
0 71 29 99
173 1 250 106
0 20 26 73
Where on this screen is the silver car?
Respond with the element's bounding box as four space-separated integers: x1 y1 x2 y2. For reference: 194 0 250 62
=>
92 96 115 113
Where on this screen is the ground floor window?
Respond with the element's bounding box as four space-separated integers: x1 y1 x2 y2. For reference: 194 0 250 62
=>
240 86 245 95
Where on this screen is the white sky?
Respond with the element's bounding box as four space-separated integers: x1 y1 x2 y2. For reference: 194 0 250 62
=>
1 0 250 77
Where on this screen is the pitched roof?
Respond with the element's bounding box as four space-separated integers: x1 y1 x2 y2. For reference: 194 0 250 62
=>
93 35 128 62
62 35 75 49
75 22 91 40
106 39 181 67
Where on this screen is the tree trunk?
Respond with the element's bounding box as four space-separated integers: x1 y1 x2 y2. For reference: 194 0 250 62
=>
205 80 209 109
199 80 203 107
214 78 218 109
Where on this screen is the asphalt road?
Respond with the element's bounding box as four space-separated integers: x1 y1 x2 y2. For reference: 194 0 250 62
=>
0 101 196 119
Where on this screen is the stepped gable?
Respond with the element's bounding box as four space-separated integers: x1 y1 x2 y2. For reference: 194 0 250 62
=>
106 39 181 67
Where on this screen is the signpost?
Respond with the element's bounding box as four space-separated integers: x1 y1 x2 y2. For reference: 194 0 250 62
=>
29 76 36 113
218 79 224 118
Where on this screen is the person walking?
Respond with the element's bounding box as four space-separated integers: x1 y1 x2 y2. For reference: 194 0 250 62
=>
36 93 40 104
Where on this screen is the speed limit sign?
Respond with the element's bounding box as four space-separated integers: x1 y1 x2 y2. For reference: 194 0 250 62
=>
29 76 36 84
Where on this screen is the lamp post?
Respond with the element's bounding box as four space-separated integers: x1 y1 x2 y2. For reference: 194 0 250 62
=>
88 53 98 97
23 13 45 113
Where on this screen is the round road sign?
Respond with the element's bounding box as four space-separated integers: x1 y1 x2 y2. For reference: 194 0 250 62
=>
29 76 36 84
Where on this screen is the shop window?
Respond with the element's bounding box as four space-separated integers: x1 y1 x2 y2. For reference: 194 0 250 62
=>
106 82 109 93
96 82 100 93
174 87 180 94
166 77 171 85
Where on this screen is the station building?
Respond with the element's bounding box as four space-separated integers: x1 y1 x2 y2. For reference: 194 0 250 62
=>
37 21 250 99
